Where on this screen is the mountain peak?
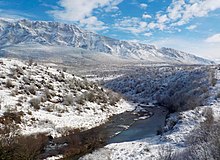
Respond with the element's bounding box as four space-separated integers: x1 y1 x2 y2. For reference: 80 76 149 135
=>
0 19 214 64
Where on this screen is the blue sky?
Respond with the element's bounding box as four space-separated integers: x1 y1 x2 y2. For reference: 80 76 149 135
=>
0 0 220 59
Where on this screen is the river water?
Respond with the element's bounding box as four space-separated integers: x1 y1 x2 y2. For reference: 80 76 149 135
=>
108 106 168 144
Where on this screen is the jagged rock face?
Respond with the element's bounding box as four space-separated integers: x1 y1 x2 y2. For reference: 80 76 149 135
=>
0 19 214 64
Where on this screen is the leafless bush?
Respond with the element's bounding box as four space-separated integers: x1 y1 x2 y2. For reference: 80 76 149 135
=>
202 107 214 125
11 88 18 96
28 84 36 95
44 88 51 99
173 109 220 160
22 76 30 85
29 97 41 110
210 69 217 86
63 94 74 106
216 92 220 99
45 83 54 90
28 59 33 66
5 79 14 88
15 66 24 75
45 105 54 112
0 111 24 125
0 123 48 160
75 95 85 105
158 145 175 160
84 92 96 102
0 121 20 160
158 87 205 113
69 81 76 90
63 67 67 72
108 92 121 106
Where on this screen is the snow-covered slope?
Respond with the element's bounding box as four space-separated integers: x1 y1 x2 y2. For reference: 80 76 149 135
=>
0 19 214 64
0 58 134 137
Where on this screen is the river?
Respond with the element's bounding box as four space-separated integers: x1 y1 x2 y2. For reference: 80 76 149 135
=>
42 104 169 159
108 105 168 144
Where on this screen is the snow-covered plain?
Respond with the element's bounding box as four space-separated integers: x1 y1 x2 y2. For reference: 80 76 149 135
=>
0 58 134 137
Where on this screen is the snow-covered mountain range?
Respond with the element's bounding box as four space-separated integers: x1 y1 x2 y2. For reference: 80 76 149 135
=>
0 18 214 64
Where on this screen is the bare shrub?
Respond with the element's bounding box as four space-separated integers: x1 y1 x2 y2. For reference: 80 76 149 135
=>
14 134 48 160
22 76 30 85
40 95 47 103
28 59 33 66
45 83 54 90
210 69 217 86
75 95 85 105
211 78 217 86
33 62 37 66
61 72 65 79
16 66 24 75
0 122 20 160
63 94 74 106
158 145 175 160
173 109 220 160
95 92 108 104
0 123 48 160
0 111 24 124
202 107 214 125
69 81 76 90
45 105 54 112
28 84 36 95
85 92 96 102
158 89 204 113
44 88 52 99
29 97 41 110
216 92 220 99
108 91 121 106
5 79 14 88
11 88 18 96
63 67 67 72
61 128 106 159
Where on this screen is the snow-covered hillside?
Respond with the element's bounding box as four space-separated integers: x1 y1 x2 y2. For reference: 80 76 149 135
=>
0 19 214 65
0 58 134 137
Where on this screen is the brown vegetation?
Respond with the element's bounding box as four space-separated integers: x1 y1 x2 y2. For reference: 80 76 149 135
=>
159 108 220 160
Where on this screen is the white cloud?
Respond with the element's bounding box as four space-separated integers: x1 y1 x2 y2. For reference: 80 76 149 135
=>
167 0 185 21
156 14 168 23
167 0 220 26
152 37 220 60
49 0 123 31
148 22 157 29
205 33 220 43
80 16 108 31
140 3 148 9
127 39 142 43
144 32 153 37
147 0 220 32
0 9 34 20
114 17 149 35
142 14 152 19
186 25 197 30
